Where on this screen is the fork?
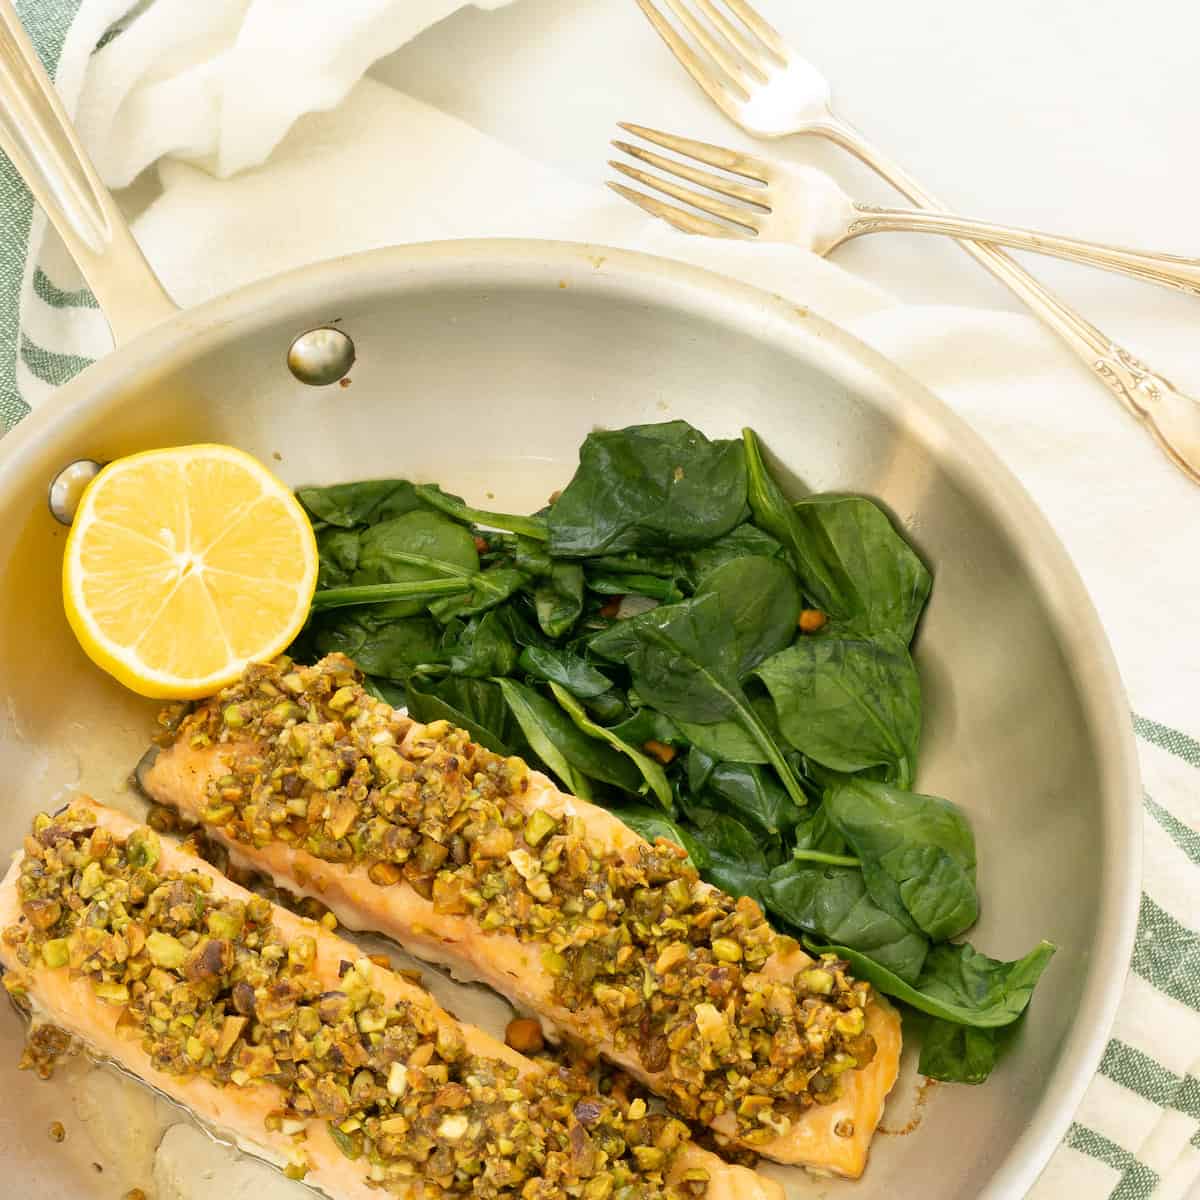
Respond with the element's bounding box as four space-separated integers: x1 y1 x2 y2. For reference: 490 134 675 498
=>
610 124 1200 296
634 0 1200 485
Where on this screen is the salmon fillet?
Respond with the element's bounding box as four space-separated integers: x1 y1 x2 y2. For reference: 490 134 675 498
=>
143 654 902 1178
0 801 780 1200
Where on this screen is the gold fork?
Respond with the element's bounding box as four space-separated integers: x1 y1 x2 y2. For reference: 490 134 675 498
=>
633 0 1200 485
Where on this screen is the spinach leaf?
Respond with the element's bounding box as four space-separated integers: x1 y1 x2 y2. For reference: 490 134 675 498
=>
298 479 428 528
685 805 767 864
414 483 549 541
676 716 767 763
534 563 585 638
918 940 1056 1025
362 676 406 707
704 859 771 904
428 565 528 622
513 536 553 575
494 679 589 796
586 573 685 604
673 675 787 764
590 556 800 714
444 611 519 679
612 806 708 868
825 778 978 941
790 496 932 643
581 689 631 724
311 578 472 612
687 750 802 839
517 646 613 699
741 429 930 640
608 708 685 751
547 421 748 555
497 602 555 650
404 678 517 756
350 511 480 617
754 631 921 788
588 552 686 580
685 806 771 903
494 679 643 797
916 1018 1014 1084
764 862 930 983
686 746 717 794
683 522 785 586
789 850 862 867
313 527 363 587
509 537 584 638
591 556 806 807
548 683 673 809
742 427 813 567
311 613 443 679
791 791 850 857
808 937 1056 1028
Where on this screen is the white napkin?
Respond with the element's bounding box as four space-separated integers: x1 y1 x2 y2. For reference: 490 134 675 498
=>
8 1 1198 1197
75 0 512 186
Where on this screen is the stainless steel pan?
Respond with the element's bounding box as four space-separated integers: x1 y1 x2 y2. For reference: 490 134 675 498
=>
0 5 1140 1198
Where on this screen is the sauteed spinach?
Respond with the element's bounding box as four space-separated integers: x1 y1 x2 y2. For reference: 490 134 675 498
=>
293 419 1054 1085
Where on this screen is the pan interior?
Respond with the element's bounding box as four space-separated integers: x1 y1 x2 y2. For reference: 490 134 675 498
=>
0 244 1135 1200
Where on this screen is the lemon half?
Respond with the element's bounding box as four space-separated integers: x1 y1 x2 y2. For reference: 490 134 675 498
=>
63 444 318 699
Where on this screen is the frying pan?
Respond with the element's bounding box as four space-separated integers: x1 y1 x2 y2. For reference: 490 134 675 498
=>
0 5 1140 1198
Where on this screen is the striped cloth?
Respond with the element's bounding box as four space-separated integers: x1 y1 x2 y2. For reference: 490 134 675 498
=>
1028 718 1199 1199
0 0 89 430
0 2 1197 1197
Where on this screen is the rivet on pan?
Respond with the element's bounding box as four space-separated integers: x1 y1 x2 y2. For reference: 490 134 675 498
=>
48 458 102 525
287 327 356 386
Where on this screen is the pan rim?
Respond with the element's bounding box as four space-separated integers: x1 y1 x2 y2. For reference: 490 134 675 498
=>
0 236 1141 1197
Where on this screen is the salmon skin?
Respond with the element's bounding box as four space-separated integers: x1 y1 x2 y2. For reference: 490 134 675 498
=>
0 801 781 1200
144 654 901 1178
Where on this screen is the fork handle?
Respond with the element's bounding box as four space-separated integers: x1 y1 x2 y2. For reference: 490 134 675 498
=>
843 204 1200 297
817 117 1200 484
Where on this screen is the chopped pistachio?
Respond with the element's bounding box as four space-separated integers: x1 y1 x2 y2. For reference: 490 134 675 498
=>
800 967 835 995
835 1008 865 1036
327 1123 361 1159
41 938 69 969
436 1113 469 1141
78 861 104 899
137 652 874 1147
540 947 567 975
523 809 558 847
711 937 743 963
125 829 160 870
654 943 689 974
146 931 187 969
206 909 244 940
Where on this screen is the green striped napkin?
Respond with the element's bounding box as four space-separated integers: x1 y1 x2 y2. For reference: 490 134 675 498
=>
0 0 88 431
0 3 1197 1197
1027 717 1199 1199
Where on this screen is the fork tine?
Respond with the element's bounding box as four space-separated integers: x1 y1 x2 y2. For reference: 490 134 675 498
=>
612 140 768 208
718 0 791 63
607 182 749 240
662 0 759 94
633 0 745 123
609 161 762 233
617 123 770 183
691 0 775 75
